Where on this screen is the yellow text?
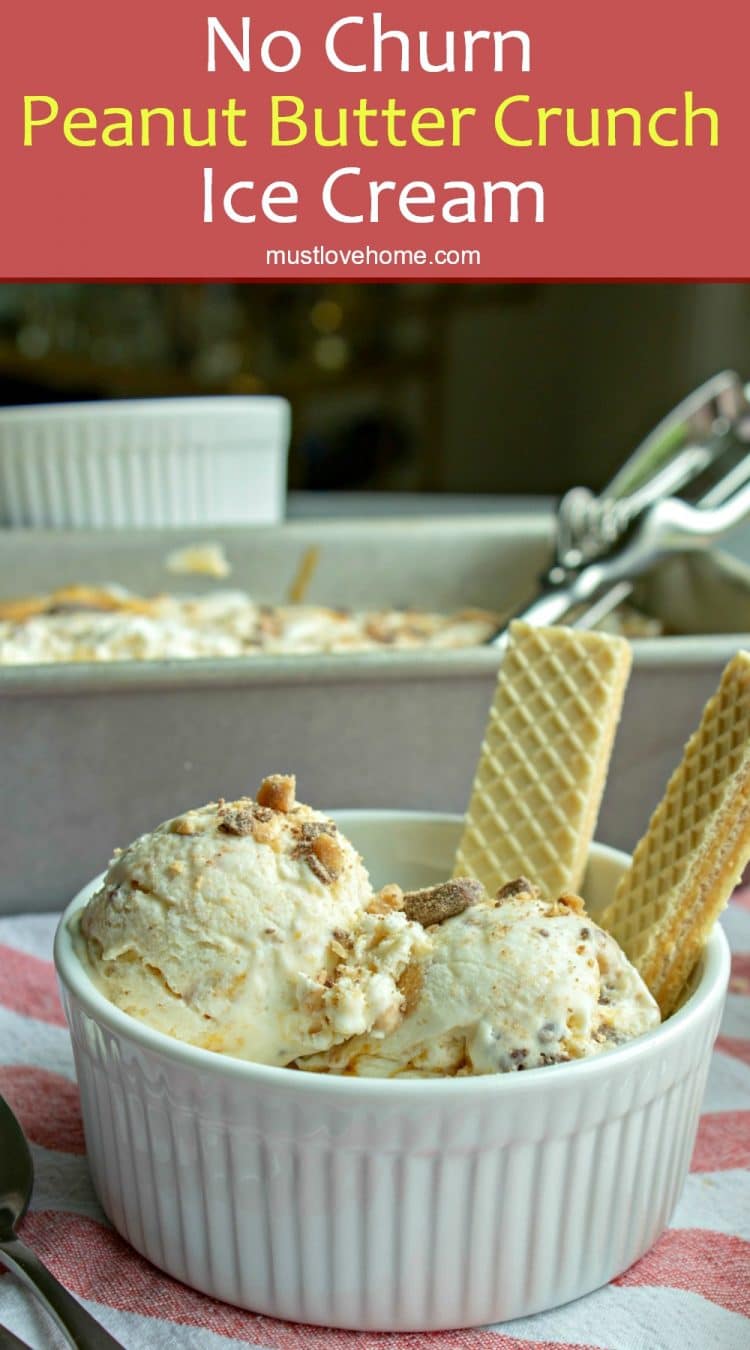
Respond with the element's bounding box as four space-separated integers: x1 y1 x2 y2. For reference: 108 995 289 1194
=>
23 96 249 147
494 91 719 148
270 96 476 148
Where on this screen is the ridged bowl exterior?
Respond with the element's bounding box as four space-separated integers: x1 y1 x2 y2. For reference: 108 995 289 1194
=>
55 822 730 1331
0 397 289 527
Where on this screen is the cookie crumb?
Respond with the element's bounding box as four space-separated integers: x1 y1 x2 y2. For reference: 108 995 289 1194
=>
495 876 539 902
402 877 483 926
217 799 256 836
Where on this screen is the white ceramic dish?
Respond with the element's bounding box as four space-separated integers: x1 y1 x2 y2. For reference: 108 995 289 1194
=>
54 811 730 1332
0 397 290 527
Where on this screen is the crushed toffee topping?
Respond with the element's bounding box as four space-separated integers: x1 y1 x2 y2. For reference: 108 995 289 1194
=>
402 877 483 927
309 831 344 880
170 814 199 836
257 773 296 813
558 893 585 915
543 892 586 919
366 883 404 916
397 962 423 1017
291 820 343 883
215 797 279 845
291 820 336 850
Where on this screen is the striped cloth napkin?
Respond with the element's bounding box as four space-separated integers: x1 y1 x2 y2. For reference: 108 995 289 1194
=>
0 899 748 1350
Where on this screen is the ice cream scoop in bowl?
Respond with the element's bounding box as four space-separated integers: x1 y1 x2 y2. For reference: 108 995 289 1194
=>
54 805 730 1332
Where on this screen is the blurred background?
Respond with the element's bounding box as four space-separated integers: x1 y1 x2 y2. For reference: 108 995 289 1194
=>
0 282 748 494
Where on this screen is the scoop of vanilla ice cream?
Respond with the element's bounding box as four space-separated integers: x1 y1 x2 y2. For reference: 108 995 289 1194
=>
77 775 424 1065
299 878 660 1077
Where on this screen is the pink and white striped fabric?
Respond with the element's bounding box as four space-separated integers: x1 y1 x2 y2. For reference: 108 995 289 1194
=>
1 900 748 1350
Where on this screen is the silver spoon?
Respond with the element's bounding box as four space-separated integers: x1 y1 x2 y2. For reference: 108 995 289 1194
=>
0 1325 34 1350
0 1095 123 1349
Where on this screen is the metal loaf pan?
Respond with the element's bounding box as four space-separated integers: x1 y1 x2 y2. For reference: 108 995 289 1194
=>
1 516 749 911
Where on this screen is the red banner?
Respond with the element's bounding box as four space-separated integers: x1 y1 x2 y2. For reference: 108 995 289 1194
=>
0 1 746 279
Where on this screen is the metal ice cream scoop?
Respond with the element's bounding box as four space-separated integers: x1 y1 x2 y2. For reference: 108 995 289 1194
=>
490 370 750 640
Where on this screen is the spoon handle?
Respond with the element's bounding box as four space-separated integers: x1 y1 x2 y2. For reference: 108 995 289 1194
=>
0 1325 34 1350
0 1236 123 1349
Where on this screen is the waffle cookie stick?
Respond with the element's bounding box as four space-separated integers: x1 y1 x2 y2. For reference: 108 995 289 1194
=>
599 650 750 1017
453 621 632 898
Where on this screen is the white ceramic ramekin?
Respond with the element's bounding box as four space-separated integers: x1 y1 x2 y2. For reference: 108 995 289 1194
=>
54 812 730 1332
0 396 290 527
